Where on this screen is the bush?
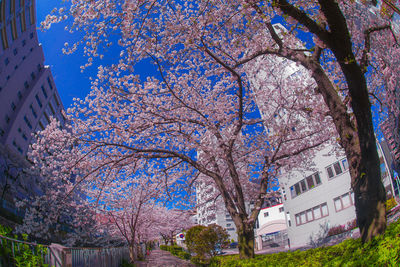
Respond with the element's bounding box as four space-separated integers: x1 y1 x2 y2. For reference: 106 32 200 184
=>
0 224 48 267
386 197 398 212
327 224 346 237
346 219 357 231
119 258 134 267
160 244 191 261
185 224 229 260
177 251 191 260
210 219 400 266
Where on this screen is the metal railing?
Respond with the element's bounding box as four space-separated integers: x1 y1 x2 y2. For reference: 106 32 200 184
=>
0 234 129 267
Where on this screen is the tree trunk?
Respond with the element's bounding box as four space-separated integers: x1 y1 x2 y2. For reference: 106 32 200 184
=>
303 57 387 243
237 223 255 259
129 245 136 263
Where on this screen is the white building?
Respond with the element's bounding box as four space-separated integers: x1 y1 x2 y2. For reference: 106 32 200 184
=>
195 178 250 242
255 203 287 251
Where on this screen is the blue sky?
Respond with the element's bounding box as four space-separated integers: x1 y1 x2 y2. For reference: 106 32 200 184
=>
37 1 96 109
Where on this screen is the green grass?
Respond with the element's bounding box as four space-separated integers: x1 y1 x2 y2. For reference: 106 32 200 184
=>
210 219 400 266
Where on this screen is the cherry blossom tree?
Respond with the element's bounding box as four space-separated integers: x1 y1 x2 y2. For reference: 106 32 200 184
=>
29 50 332 259
38 0 400 258
157 208 193 245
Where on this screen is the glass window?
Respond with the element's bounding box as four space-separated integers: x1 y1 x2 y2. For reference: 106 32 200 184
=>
295 183 301 196
314 173 321 184
334 197 342 211
313 206 321 219
342 159 349 170
35 94 42 107
321 203 328 217
295 215 301 225
334 162 343 175
41 86 48 98
24 116 32 129
306 176 315 189
300 180 307 192
342 193 351 207
306 209 313 222
47 77 53 89
279 207 284 212
290 186 296 198
300 212 306 223
30 105 37 118
264 212 269 217
327 166 334 178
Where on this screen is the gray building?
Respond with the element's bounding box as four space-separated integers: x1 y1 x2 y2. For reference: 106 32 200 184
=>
0 0 65 223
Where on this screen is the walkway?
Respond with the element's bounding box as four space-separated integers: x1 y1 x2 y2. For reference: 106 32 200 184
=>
136 248 195 267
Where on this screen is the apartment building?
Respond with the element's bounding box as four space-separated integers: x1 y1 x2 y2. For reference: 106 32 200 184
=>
195 177 246 241
0 0 66 156
0 0 65 223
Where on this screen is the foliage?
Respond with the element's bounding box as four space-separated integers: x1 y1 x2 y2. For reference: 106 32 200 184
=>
386 197 398 212
211 219 400 266
0 225 48 267
160 244 191 261
36 0 400 257
346 219 358 231
327 225 347 237
159 245 168 251
119 258 135 267
185 224 229 264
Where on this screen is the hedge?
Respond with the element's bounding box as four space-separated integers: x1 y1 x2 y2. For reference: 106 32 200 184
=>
210 218 400 266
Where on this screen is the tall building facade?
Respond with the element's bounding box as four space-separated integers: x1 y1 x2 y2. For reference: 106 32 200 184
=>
0 0 66 156
0 0 65 224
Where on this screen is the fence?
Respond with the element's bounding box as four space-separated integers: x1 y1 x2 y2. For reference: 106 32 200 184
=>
0 234 130 267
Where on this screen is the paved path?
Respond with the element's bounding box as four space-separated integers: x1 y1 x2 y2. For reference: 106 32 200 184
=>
136 248 195 267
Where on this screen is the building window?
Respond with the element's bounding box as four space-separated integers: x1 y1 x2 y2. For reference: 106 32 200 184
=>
227 228 235 231
47 77 53 90
4 57 9 65
31 72 35 80
41 86 48 98
13 48 17 55
22 133 27 141
264 212 269 217
29 32 33 39
22 39 26 46
24 116 32 129
334 192 354 212
290 172 321 198
11 102 16 111
35 94 42 108
17 91 22 100
30 104 37 118
295 203 328 226
24 81 29 89
326 158 348 179
226 224 231 227
5 115 10 124
279 207 284 213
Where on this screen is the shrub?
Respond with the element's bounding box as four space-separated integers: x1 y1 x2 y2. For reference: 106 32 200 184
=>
0 224 48 267
177 251 191 260
159 245 168 251
119 258 134 267
346 219 358 231
327 224 346 237
185 224 229 259
386 197 397 212
210 219 400 266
